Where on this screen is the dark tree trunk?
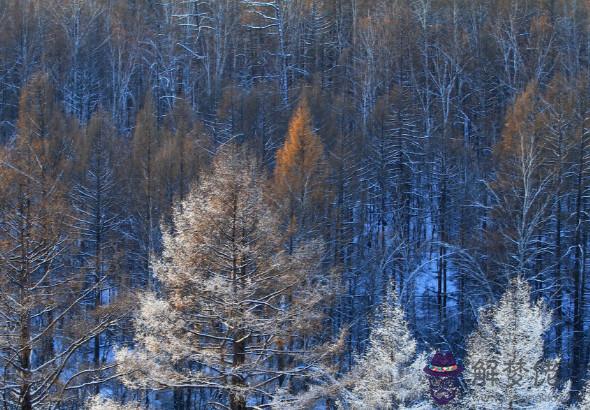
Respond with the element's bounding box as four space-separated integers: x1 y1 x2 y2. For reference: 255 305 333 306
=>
230 336 247 410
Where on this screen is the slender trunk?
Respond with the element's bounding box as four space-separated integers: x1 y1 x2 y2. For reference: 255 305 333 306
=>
438 170 448 329
94 172 103 395
230 195 246 410
146 137 153 290
554 189 562 360
19 317 32 410
572 121 587 392
19 194 33 410
554 129 564 364
179 136 185 205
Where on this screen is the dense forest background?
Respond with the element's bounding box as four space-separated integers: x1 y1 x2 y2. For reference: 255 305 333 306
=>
1 0 590 408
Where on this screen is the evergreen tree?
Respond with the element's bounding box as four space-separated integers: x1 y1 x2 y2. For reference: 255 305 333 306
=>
71 109 122 395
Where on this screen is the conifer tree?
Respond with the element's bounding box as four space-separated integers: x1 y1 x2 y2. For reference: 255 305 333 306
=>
342 283 428 410
71 109 122 395
273 95 326 252
488 82 552 285
463 277 570 409
117 144 332 410
156 97 209 213
130 91 161 288
0 73 121 409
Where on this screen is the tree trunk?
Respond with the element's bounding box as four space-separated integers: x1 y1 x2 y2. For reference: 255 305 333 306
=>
230 336 247 410
19 314 32 410
572 121 587 393
19 194 33 410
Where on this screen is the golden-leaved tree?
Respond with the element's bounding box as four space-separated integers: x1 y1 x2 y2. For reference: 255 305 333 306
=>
0 73 122 409
273 96 326 252
487 82 552 285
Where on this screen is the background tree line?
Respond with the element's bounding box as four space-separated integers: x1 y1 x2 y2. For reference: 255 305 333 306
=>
1 0 590 408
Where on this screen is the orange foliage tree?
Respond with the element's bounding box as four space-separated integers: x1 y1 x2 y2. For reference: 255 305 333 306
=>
273 95 326 251
488 82 552 285
0 73 121 408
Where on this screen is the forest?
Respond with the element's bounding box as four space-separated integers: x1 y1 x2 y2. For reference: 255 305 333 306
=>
1 0 590 408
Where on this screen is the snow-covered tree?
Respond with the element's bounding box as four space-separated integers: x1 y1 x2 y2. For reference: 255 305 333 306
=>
0 73 124 409
86 395 140 410
573 375 590 409
72 109 122 395
339 284 429 410
273 95 326 253
463 277 570 409
116 144 333 409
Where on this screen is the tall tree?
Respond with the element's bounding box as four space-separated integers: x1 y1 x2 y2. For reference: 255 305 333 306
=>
130 91 161 288
572 78 590 393
273 95 326 253
486 82 553 287
0 74 120 409
157 97 210 214
539 76 578 371
117 144 333 409
71 109 123 395
241 0 292 106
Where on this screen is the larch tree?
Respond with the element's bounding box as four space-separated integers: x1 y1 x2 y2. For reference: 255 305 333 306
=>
273 95 326 253
241 0 292 106
51 0 104 122
319 93 365 369
156 97 210 215
487 82 553 286
340 283 428 410
462 277 570 409
116 144 333 409
130 91 161 289
3 1 590 408
538 76 578 373
367 88 421 303
71 109 123 395
0 74 121 409
572 76 590 392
